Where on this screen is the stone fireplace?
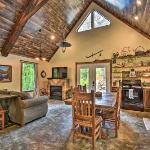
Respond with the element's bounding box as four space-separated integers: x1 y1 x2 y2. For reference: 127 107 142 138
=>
50 86 62 100
47 78 70 100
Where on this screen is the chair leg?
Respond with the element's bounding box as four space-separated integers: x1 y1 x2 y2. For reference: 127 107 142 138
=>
72 130 75 143
92 127 96 150
102 119 105 127
2 112 5 129
99 124 102 139
115 120 118 138
118 117 120 129
72 124 76 142
92 136 96 150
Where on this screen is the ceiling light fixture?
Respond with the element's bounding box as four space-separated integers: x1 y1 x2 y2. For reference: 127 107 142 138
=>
50 35 55 40
35 29 47 61
137 0 142 5
134 15 139 20
35 57 40 61
56 40 72 53
42 57 46 61
56 27 72 53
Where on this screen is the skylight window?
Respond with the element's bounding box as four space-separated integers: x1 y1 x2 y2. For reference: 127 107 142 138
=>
77 10 110 32
105 0 133 10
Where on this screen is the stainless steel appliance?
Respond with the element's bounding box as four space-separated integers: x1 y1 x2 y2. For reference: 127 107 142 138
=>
121 80 144 111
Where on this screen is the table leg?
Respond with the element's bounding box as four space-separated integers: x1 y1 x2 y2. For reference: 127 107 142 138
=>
2 112 5 129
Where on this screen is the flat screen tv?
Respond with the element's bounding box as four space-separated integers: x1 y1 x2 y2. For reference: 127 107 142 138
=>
52 67 67 79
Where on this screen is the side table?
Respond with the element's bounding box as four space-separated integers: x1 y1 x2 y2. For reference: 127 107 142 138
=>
0 109 7 129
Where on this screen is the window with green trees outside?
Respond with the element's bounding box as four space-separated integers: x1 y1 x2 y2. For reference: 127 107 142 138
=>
80 68 89 87
22 63 36 92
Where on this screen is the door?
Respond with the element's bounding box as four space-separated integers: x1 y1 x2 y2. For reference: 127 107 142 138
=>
95 65 106 92
77 64 91 92
77 62 110 93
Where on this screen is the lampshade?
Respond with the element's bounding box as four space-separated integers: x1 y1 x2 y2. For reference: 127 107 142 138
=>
56 41 72 48
56 41 72 53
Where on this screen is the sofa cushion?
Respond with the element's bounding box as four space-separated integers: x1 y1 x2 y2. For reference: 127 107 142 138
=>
0 90 10 95
9 91 33 100
21 96 48 108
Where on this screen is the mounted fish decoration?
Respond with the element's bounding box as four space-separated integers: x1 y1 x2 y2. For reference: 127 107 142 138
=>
86 50 103 58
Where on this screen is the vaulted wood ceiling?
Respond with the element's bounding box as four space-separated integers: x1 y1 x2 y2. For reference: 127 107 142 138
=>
0 0 150 60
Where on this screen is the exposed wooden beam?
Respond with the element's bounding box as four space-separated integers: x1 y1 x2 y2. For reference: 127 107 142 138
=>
1 0 49 57
93 0 150 40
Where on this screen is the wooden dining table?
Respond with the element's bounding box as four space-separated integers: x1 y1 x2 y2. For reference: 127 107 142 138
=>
64 93 117 109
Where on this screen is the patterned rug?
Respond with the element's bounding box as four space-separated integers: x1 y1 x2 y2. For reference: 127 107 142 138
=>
0 100 150 150
143 118 150 130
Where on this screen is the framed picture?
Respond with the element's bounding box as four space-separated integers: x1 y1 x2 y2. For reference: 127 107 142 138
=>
0 65 12 82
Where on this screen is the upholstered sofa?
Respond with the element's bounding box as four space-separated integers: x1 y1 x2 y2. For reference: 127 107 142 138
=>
0 90 48 126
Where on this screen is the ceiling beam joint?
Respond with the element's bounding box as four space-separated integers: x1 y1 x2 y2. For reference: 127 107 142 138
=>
1 0 49 57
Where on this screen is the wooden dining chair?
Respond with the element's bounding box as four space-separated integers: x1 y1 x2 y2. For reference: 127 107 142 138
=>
72 90 102 150
77 84 87 92
0 109 7 130
101 88 122 137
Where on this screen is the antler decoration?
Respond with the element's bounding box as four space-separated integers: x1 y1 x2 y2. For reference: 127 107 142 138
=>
86 50 103 58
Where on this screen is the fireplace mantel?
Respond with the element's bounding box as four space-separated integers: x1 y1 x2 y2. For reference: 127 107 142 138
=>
47 78 70 100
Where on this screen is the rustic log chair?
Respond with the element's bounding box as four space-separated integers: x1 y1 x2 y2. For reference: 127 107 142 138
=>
72 90 102 150
0 109 7 130
77 84 87 92
101 88 122 137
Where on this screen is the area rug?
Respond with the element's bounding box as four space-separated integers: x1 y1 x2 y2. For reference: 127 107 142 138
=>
0 100 150 150
143 118 150 130
0 100 72 150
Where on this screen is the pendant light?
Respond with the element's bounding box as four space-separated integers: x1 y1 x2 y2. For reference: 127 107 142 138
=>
56 26 72 53
56 39 72 53
35 29 47 61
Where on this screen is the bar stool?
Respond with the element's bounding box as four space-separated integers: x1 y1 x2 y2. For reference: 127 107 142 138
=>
0 109 7 130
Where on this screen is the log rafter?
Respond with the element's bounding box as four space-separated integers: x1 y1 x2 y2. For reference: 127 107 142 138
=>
1 0 49 57
93 0 150 40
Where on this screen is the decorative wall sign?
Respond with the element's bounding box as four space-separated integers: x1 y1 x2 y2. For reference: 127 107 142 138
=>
41 70 46 78
0 65 12 82
85 50 103 58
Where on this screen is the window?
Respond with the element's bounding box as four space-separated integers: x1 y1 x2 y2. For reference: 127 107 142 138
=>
77 10 110 32
79 68 89 87
21 62 37 92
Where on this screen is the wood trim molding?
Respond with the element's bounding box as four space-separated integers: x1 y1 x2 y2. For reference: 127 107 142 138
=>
1 0 49 57
75 59 112 92
20 60 38 64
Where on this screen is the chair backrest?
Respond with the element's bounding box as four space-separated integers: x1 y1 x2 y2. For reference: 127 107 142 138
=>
82 84 87 92
77 84 87 93
72 90 95 121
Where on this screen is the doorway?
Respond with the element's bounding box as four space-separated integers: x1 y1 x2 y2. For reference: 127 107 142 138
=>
76 60 112 93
